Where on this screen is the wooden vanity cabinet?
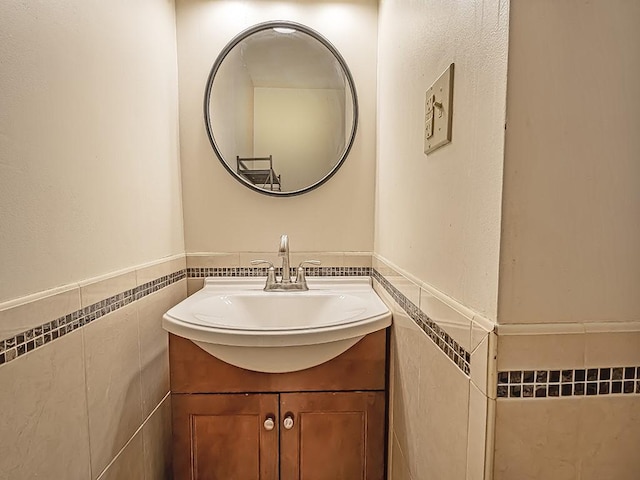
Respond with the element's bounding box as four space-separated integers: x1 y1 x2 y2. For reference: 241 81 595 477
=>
169 330 388 480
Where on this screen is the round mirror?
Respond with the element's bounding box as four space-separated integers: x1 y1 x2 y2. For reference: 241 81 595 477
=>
204 21 358 196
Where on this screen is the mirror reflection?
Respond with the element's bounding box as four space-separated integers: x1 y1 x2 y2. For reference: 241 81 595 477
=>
205 22 358 196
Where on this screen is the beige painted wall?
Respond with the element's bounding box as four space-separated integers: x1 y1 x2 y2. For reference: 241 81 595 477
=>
175 0 377 253
0 0 185 302
375 0 510 320
498 0 640 324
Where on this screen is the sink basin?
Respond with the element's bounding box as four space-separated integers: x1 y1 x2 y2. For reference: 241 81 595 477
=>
163 276 391 373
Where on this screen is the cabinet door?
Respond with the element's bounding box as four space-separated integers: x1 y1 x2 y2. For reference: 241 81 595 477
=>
280 392 386 480
172 394 279 480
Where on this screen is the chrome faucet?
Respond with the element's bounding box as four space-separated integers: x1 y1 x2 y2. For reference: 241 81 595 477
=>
251 234 320 291
278 234 291 284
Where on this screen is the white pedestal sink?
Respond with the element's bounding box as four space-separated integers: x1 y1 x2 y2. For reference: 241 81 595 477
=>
163 276 391 373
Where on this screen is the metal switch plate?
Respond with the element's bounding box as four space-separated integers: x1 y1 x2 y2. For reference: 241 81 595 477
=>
424 63 454 154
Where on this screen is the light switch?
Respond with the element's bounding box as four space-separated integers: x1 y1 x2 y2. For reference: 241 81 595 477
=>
424 63 454 154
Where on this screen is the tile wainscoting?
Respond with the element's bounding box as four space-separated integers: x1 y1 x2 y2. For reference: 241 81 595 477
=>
370 254 494 480
0 270 186 367
494 324 640 478
372 254 639 479
372 268 472 376
5 252 635 479
0 255 186 480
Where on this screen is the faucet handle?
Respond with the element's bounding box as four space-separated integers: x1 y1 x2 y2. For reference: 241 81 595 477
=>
251 260 277 290
296 260 321 288
297 260 321 269
250 259 274 268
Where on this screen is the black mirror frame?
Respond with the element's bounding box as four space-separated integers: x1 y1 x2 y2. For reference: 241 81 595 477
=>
203 20 359 197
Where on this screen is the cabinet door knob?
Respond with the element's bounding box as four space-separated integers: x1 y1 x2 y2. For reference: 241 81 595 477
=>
283 414 294 430
264 416 275 431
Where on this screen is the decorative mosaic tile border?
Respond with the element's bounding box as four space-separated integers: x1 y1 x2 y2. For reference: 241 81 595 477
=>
371 268 471 376
0 270 187 367
497 367 640 398
186 266 372 278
